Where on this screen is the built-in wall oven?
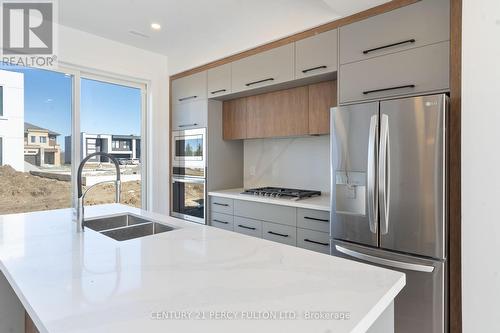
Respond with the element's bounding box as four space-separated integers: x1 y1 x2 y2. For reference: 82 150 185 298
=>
172 128 206 178
171 128 206 224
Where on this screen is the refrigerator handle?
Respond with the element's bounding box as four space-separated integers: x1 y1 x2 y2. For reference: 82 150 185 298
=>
367 115 378 234
379 114 391 235
335 245 435 273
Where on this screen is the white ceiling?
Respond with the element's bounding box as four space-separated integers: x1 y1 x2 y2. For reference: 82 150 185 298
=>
59 0 390 74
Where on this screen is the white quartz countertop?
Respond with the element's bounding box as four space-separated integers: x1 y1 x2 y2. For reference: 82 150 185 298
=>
0 204 404 333
208 188 331 211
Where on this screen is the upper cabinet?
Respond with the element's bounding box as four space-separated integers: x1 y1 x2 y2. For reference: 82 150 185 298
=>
339 0 450 64
231 44 294 93
295 29 338 79
308 80 337 135
208 64 231 98
172 71 207 105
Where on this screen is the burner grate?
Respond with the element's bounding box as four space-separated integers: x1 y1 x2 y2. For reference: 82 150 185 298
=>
241 187 321 200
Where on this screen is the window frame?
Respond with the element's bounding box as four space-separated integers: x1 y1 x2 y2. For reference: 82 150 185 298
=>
0 85 3 117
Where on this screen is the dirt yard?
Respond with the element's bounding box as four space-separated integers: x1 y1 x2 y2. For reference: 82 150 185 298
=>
0 165 141 215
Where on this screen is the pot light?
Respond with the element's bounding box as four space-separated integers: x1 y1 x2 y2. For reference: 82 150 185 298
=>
150 23 161 31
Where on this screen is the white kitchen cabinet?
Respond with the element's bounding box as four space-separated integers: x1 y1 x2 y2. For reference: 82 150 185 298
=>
339 0 450 65
171 99 208 130
207 63 231 97
172 71 207 105
295 29 338 79
231 44 294 93
339 41 450 104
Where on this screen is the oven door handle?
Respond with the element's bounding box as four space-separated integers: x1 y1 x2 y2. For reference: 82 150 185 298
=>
172 177 206 184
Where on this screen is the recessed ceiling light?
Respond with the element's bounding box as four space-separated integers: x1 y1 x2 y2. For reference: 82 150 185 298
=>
150 23 161 31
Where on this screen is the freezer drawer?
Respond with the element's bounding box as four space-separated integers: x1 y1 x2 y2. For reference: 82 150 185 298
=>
332 240 447 333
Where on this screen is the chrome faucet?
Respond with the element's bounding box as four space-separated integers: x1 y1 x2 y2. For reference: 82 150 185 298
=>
76 152 121 232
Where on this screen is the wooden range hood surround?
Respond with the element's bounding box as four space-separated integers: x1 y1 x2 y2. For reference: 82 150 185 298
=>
222 80 336 140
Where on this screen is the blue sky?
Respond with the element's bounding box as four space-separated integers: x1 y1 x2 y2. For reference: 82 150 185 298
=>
0 64 141 151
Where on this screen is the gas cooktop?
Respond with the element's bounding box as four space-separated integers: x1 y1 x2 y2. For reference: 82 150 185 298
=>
241 187 321 201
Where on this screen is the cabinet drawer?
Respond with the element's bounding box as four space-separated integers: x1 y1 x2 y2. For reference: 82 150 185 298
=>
231 44 294 93
297 228 330 254
295 29 338 79
262 222 297 246
339 41 450 104
208 64 231 97
172 99 208 130
210 212 234 231
234 216 263 238
172 71 207 105
297 208 330 233
209 196 234 215
234 200 296 226
339 0 450 64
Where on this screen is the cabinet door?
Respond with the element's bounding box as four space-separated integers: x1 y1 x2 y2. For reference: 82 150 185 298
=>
223 98 247 140
339 41 450 104
295 29 338 79
263 222 297 246
234 200 297 227
231 44 294 93
172 71 207 105
297 228 330 254
172 99 208 130
246 86 308 138
210 212 234 231
208 64 231 97
308 80 337 135
339 0 450 64
233 216 263 238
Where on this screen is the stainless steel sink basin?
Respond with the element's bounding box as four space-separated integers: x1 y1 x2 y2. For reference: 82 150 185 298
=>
85 214 176 241
85 214 151 231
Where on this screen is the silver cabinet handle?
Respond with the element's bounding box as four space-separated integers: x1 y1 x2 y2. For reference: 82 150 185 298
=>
335 245 434 273
367 114 378 234
178 95 197 102
178 123 198 128
379 114 390 235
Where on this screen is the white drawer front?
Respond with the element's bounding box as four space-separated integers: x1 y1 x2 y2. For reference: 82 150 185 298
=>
231 44 294 93
172 99 208 130
339 41 450 104
295 29 338 79
297 228 330 254
339 0 450 64
262 222 297 246
172 71 207 105
209 196 234 215
297 208 330 233
234 216 263 238
233 200 296 226
208 64 231 97
210 212 234 231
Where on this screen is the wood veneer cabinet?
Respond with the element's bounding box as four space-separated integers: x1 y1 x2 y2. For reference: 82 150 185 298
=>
246 86 309 139
223 81 336 139
223 98 247 140
308 80 337 135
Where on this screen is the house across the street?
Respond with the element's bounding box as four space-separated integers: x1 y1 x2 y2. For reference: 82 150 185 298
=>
24 122 62 167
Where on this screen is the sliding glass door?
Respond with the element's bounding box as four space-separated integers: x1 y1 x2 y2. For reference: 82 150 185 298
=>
0 64 147 215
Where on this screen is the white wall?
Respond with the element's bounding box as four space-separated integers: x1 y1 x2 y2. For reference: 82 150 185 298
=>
462 1 500 332
244 136 330 193
0 70 24 172
58 25 170 215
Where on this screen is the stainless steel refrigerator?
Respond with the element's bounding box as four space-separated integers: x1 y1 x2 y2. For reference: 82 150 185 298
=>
330 94 448 333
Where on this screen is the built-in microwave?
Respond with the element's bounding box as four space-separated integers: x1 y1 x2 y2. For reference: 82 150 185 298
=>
171 176 205 224
171 128 206 178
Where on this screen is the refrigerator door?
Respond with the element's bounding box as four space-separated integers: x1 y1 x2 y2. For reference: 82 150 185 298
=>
379 94 447 259
330 102 379 247
332 240 447 333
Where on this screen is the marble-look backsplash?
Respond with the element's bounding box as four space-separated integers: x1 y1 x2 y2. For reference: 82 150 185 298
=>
244 136 330 193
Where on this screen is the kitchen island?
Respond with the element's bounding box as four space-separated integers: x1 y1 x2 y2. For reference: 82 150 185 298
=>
0 204 404 333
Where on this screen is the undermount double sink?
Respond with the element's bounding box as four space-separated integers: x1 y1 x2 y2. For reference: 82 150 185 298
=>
85 214 176 241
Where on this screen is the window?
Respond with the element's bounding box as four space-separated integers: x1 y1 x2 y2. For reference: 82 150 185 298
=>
40 137 47 143
0 137 3 165
123 140 130 150
0 86 3 117
112 140 119 149
30 136 36 143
